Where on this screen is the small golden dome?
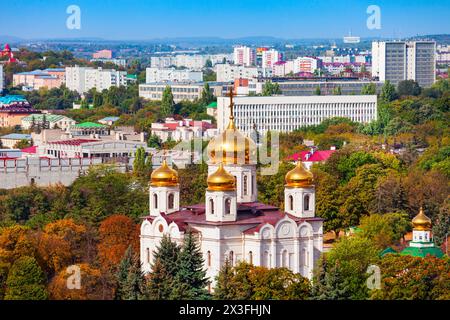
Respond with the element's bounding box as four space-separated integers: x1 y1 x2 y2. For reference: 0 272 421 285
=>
412 207 432 231
207 163 236 191
150 159 179 187
285 162 314 188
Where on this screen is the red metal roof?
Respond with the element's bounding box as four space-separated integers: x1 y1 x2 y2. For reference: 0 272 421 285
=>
289 150 336 162
143 201 323 233
21 146 37 154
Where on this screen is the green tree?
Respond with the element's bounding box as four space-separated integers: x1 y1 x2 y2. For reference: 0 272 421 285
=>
214 259 235 299
13 139 32 149
147 134 162 149
200 83 214 105
433 199 450 247
314 86 321 95
262 81 282 96
204 59 213 68
312 258 352 300
171 231 210 300
5 256 48 300
160 85 174 117
332 86 342 95
361 83 376 95
380 80 397 102
397 80 422 96
147 234 180 300
133 147 152 178
115 246 146 300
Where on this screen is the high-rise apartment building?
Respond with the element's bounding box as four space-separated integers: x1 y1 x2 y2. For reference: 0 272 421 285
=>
372 41 436 87
65 66 127 93
261 49 281 69
233 46 256 66
145 67 203 83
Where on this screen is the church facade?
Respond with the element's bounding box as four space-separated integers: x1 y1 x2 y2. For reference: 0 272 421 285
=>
140 92 324 285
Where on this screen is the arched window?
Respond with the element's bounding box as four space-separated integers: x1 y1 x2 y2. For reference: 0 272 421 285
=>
153 193 158 209
243 175 248 195
249 251 253 265
207 251 211 267
304 194 310 211
229 251 234 266
289 195 294 211
225 198 232 214
146 248 150 264
209 198 214 215
168 193 174 209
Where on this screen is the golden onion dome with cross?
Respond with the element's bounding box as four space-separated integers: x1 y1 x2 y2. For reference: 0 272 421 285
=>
207 88 256 165
285 161 314 188
150 159 179 187
412 207 432 231
207 163 236 191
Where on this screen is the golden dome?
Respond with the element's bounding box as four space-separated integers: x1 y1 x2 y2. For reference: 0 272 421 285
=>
207 163 236 191
285 161 314 188
412 207 432 231
207 88 256 165
150 159 179 187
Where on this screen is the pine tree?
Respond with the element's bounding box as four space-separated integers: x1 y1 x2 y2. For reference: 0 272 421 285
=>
115 246 146 300
311 259 351 300
147 234 180 300
213 259 235 299
161 85 174 117
201 83 214 105
171 231 210 300
5 256 48 300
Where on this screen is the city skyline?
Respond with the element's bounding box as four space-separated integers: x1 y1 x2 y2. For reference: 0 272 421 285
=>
1 0 449 41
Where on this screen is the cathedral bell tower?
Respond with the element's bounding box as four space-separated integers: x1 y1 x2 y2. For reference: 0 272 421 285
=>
205 163 237 222
284 161 315 218
149 159 180 216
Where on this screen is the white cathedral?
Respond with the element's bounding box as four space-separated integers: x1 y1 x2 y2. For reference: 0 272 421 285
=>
140 92 324 287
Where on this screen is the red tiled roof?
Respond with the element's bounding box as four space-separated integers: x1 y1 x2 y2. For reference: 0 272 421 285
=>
289 150 336 162
161 121 214 131
49 139 99 146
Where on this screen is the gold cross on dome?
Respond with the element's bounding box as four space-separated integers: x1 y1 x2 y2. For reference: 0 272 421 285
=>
228 87 235 120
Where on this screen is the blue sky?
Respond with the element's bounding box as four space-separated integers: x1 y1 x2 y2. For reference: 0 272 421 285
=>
2 0 449 40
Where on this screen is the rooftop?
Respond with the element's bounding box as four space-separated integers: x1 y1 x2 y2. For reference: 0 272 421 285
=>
73 122 107 129
0 133 32 140
289 149 336 162
48 139 99 146
22 114 71 122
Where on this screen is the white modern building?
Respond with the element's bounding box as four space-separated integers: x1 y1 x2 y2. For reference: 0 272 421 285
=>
141 106 323 287
233 46 256 66
65 66 127 93
21 114 76 130
139 81 232 102
215 64 271 82
150 54 233 70
217 95 377 134
261 49 281 69
90 58 127 67
145 67 203 83
372 41 436 87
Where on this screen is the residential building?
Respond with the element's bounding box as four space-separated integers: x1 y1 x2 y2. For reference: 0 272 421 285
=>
65 66 127 94
261 49 281 69
234 78 264 95
13 68 65 90
141 108 323 286
288 147 337 170
215 64 271 82
0 133 32 148
293 57 321 74
90 58 127 67
98 116 120 126
436 45 450 64
272 79 383 96
145 67 203 83
21 114 76 130
68 122 110 137
139 81 232 102
233 46 256 66
216 95 377 134
150 54 232 70
372 41 436 87
93 49 113 59
0 96 40 128
0 148 21 159
150 118 217 142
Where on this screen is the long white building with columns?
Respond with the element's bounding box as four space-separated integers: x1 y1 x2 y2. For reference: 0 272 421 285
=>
140 92 324 288
217 95 377 134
